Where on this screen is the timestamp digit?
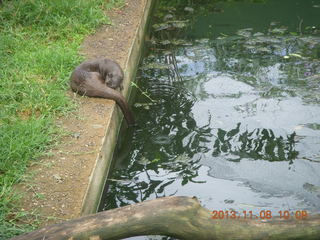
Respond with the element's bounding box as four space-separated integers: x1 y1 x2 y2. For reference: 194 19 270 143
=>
266 210 272 219
249 210 253 219
295 210 308 220
301 210 308 219
225 210 229 219
219 210 224 219
243 210 253 219
260 210 272 219
230 210 237 219
211 210 218 219
279 210 290 220
243 210 247 219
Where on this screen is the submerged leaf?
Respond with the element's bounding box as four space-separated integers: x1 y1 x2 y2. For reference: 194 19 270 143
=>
152 22 171 31
141 62 171 70
152 20 188 31
174 153 192 163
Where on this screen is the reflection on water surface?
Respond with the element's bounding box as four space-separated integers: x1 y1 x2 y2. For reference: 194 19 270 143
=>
100 0 320 232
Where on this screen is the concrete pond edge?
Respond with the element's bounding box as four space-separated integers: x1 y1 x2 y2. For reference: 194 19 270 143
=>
81 0 155 215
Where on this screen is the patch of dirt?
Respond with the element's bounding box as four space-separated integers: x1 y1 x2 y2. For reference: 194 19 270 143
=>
18 0 147 226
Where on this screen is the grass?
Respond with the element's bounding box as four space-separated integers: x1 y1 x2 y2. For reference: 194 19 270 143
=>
0 0 122 238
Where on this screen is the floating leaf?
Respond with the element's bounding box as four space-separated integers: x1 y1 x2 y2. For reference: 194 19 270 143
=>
270 21 280 26
269 27 288 34
171 39 193 46
195 38 210 44
253 32 264 37
171 20 188 29
255 36 282 44
303 183 320 194
236 28 253 38
184 7 194 13
160 40 171 45
304 123 320 130
256 47 271 53
152 20 188 31
289 53 303 58
163 14 174 21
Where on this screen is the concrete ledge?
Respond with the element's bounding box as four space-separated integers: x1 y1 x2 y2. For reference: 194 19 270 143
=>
81 0 155 215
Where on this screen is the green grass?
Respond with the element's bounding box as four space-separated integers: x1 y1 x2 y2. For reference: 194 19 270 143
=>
0 0 121 238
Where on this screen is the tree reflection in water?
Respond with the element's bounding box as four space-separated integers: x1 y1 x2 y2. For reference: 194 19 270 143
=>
212 123 299 162
102 74 211 209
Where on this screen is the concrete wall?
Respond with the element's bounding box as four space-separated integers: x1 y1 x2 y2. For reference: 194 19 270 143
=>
81 0 155 215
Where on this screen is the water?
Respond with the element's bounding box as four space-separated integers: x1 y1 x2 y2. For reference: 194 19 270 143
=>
100 0 320 239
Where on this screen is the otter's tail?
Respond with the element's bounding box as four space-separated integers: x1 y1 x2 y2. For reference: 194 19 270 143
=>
99 87 135 126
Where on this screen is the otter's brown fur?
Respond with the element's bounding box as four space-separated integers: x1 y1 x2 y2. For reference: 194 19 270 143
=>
70 60 135 125
75 58 124 90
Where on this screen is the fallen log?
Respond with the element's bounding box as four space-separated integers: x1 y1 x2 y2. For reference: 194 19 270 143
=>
11 196 320 240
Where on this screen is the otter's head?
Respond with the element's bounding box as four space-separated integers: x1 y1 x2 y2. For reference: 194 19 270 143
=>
106 73 123 90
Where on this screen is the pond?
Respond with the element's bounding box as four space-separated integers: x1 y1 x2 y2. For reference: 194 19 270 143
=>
100 0 320 238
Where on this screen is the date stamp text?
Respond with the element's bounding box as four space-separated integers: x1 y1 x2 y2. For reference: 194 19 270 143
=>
211 210 309 220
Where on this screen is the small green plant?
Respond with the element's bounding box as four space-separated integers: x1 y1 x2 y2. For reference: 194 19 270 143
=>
131 81 156 103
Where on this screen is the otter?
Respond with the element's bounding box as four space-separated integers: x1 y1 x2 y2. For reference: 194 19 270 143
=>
70 59 135 125
74 58 124 90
